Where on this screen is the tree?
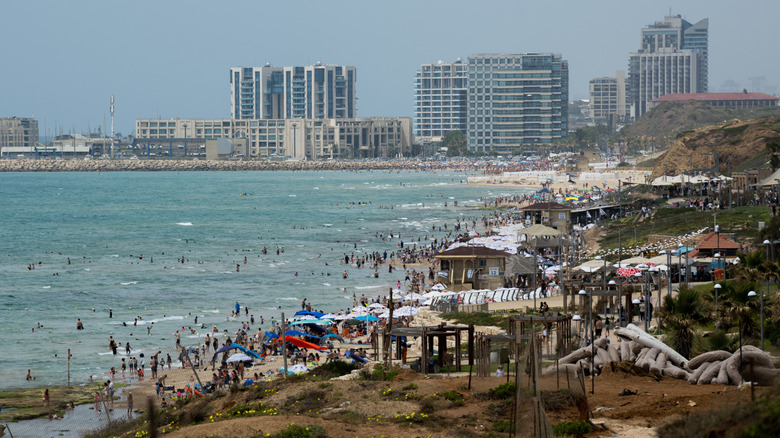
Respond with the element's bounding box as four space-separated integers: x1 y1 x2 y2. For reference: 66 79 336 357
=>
442 130 467 156
660 286 711 359
717 280 761 341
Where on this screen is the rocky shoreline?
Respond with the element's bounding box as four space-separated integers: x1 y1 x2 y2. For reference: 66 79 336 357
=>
0 159 439 172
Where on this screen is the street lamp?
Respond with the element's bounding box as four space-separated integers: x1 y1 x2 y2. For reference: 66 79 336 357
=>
632 298 641 325
763 240 772 262
595 256 607 296
714 252 721 281
748 289 765 350
713 283 722 332
572 314 582 344
579 288 595 394
608 279 616 317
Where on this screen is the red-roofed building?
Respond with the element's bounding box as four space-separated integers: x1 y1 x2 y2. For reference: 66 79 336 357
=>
688 231 741 258
649 92 778 111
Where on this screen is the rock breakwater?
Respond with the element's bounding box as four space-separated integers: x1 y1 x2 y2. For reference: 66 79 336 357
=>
0 159 424 172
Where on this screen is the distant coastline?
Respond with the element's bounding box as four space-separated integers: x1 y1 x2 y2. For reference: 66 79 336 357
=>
0 159 447 172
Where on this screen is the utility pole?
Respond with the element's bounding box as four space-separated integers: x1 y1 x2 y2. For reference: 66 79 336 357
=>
281 312 288 378
728 159 732 212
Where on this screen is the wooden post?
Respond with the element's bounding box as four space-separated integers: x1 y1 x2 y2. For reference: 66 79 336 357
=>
421 327 428 374
148 397 159 438
468 324 474 367
67 348 71 387
180 346 204 391
281 312 287 378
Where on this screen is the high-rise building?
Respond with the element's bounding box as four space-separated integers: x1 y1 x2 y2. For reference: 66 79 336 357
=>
230 63 356 120
589 71 629 125
467 53 568 153
414 60 468 138
0 117 38 155
628 15 708 118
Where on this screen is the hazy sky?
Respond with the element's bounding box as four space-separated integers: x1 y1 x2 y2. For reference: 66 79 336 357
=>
2 0 778 137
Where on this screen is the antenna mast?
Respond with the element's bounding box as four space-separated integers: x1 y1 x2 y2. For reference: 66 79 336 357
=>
110 96 115 157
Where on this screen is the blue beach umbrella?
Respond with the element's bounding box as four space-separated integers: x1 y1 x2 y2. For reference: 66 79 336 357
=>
354 315 379 322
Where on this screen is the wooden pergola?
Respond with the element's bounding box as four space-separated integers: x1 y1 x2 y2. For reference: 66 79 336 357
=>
388 323 475 374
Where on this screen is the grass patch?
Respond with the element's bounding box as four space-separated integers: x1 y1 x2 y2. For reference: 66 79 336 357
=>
598 206 770 255
272 423 328 438
439 312 510 330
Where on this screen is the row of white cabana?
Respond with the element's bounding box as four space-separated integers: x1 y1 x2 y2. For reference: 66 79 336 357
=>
573 252 738 275
427 285 561 307
650 174 733 186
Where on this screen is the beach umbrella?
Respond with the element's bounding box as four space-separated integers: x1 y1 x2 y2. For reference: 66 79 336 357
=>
617 266 641 277
288 364 310 374
293 314 317 320
323 334 344 341
288 319 333 326
320 313 339 319
565 197 579 201
368 302 387 309
354 315 379 322
226 353 252 363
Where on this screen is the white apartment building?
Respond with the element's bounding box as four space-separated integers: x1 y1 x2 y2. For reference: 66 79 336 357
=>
230 63 356 120
467 53 569 153
135 117 411 160
589 71 628 124
414 60 468 139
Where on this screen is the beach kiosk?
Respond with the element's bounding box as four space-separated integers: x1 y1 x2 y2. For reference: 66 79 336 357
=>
435 246 510 291
521 202 572 233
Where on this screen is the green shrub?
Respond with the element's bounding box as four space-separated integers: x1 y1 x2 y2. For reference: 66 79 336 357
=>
488 382 515 399
493 419 512 432
552 420 592 437
403 383 418 391
273 423 327 438
311 359 360 379
439 391 464 407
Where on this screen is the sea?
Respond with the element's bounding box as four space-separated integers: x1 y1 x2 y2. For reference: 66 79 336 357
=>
0 170 530 391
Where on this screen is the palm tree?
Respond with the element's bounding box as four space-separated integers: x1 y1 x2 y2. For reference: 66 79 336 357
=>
660 286 711 359
718 281 761 341
731 250 776 284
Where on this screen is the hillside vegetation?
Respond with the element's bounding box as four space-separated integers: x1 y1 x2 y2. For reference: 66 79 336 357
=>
650 115 780 178
621 101 780 151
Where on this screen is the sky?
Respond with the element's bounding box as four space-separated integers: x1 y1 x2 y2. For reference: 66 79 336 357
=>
1 0 779 138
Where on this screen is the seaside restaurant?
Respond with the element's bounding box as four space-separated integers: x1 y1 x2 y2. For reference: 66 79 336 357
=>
435 246 510 291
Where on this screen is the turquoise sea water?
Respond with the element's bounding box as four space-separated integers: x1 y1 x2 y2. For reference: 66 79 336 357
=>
0 170 528 390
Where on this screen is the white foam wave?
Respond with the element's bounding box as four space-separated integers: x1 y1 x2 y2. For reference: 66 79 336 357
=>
354 284 387 290
120 281 138 286
278 297 298 301
42 286 51 289
288 195 297 197
176 222 193 226
322 282 331 287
